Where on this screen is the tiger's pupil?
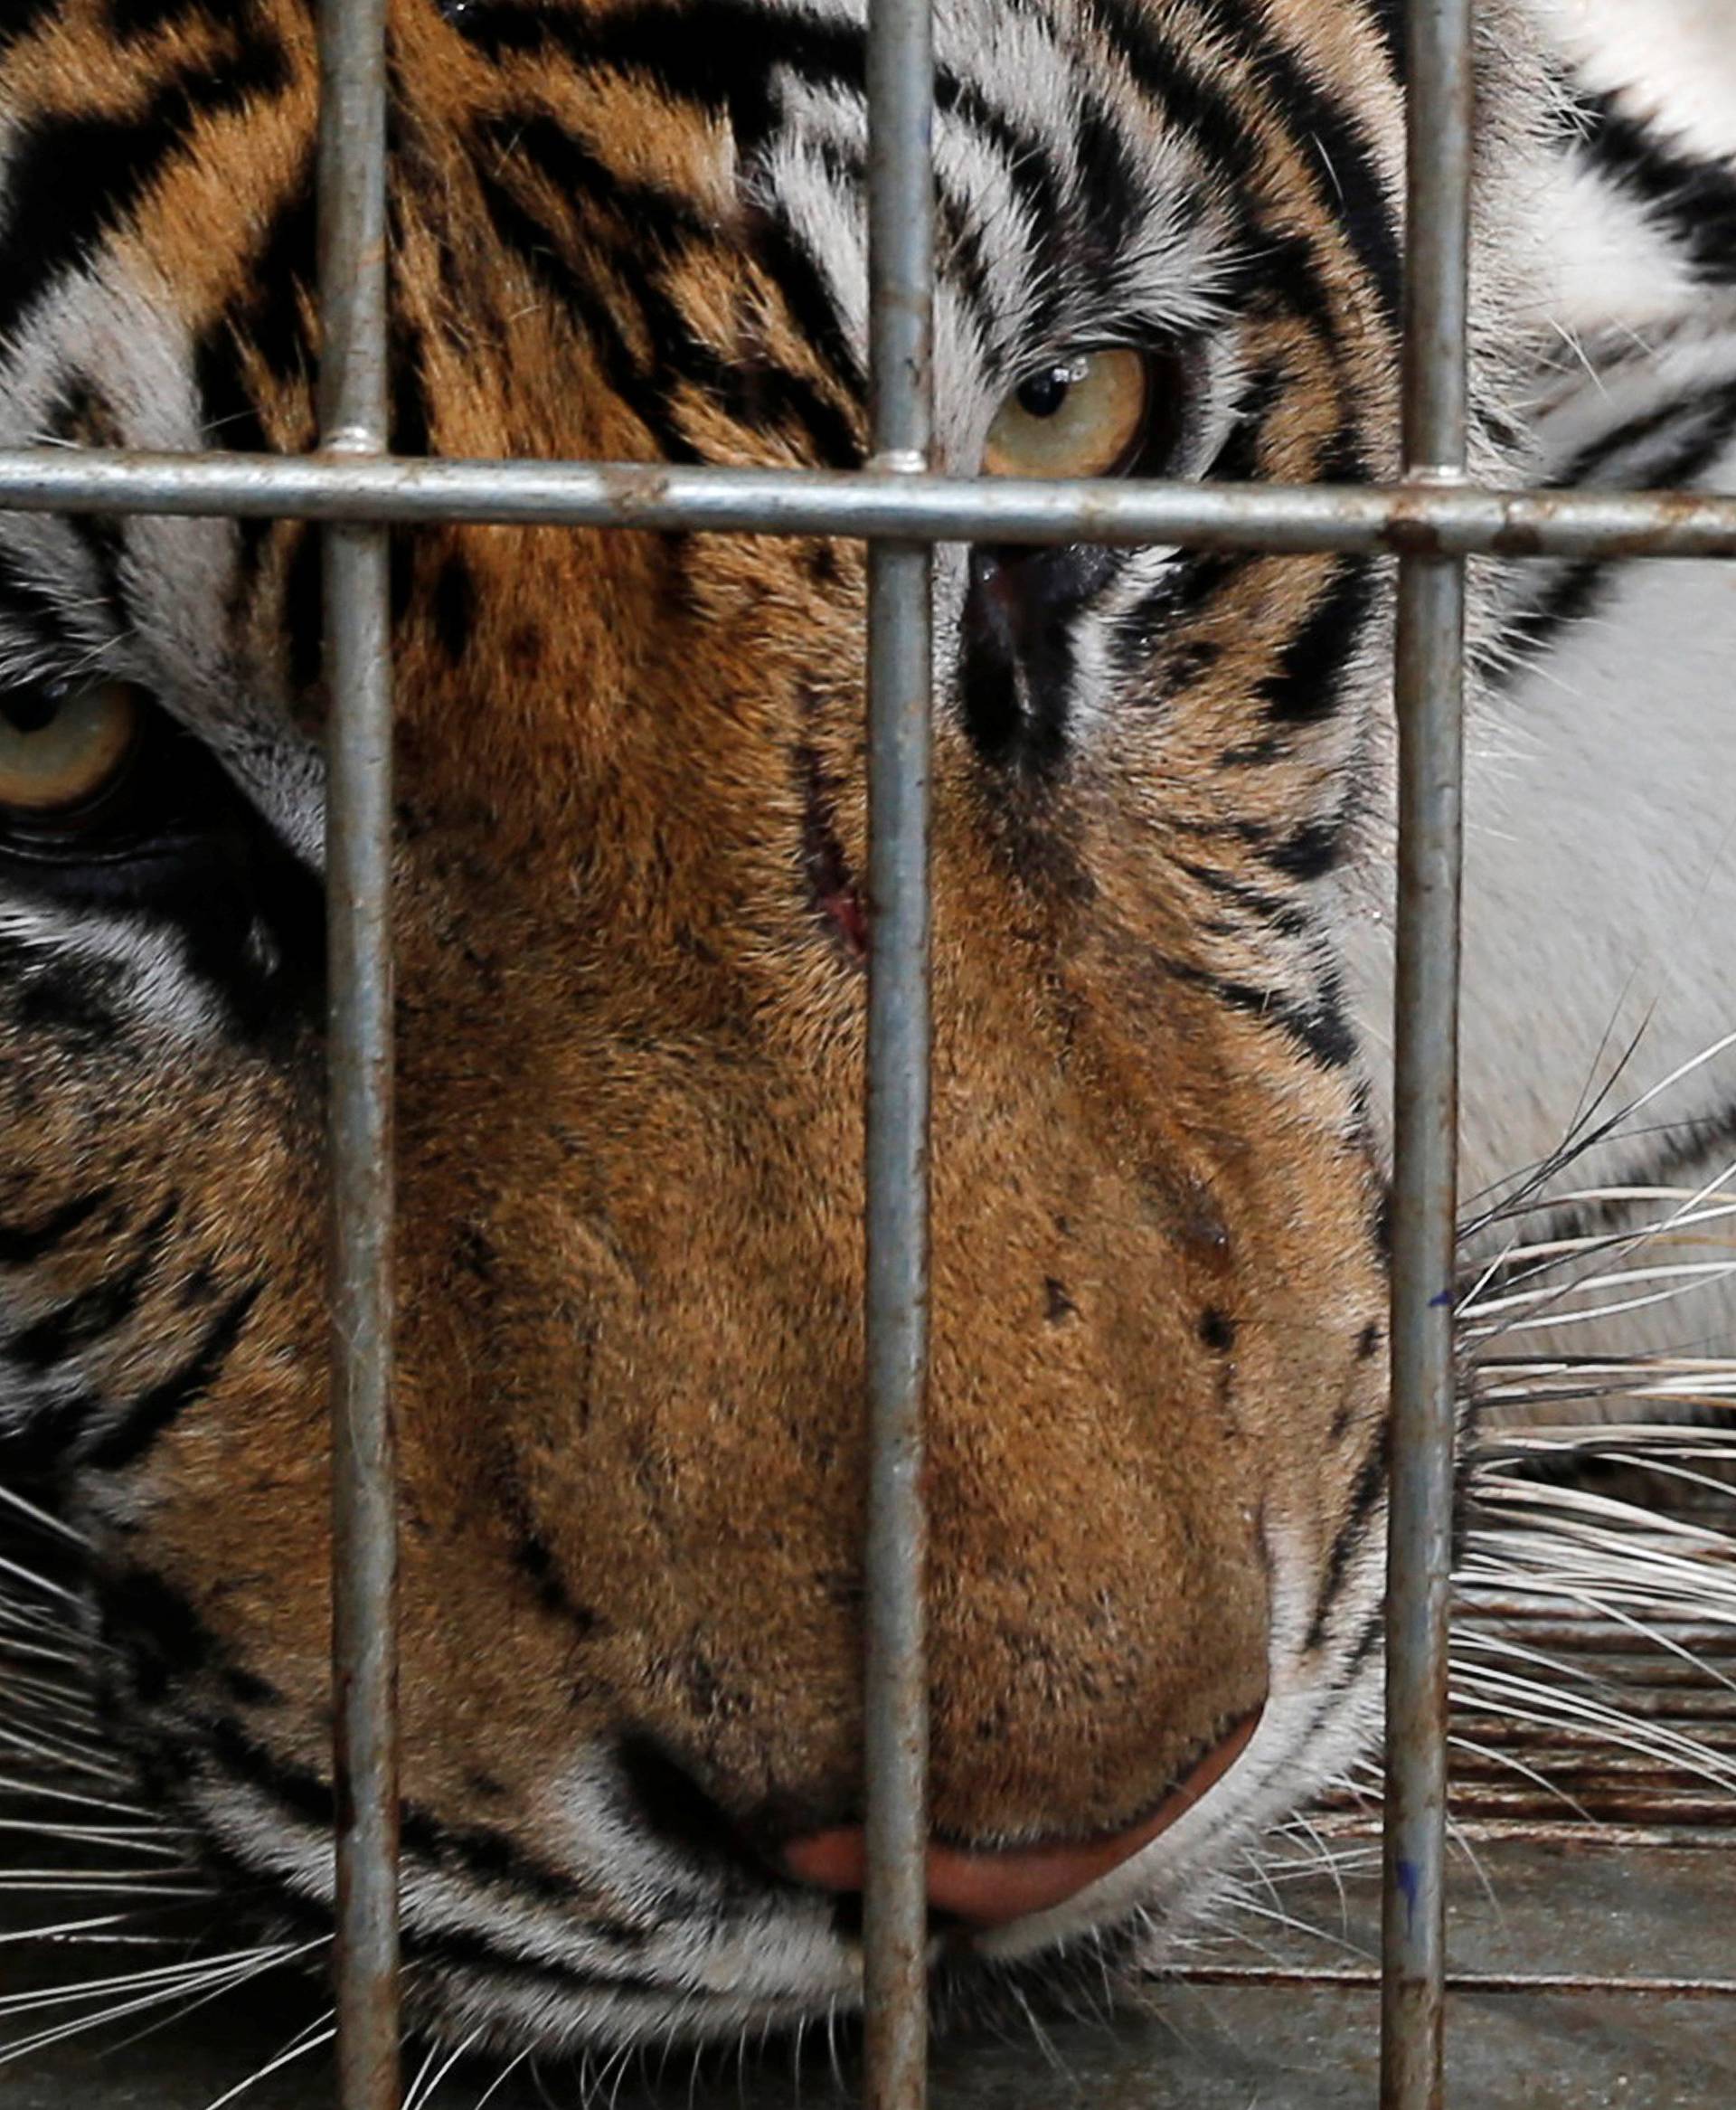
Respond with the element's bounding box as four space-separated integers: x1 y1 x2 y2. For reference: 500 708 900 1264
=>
1016 367 1074 420
0 678 144 819
2 687 61 736
982 347 1160 481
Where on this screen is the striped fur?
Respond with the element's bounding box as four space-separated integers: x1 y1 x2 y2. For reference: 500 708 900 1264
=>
0 0 1730 2058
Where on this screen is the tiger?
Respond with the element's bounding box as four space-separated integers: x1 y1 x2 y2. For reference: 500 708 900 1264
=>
1 0 1734 2068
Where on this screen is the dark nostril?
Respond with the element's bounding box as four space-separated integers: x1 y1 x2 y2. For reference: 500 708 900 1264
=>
615 1734 767 1877
618 1735 884 1897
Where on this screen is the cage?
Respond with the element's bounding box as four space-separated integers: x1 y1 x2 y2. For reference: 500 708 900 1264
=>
1 0 1734 2106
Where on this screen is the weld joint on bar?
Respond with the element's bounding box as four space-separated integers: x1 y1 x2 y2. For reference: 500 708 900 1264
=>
324 429 388 459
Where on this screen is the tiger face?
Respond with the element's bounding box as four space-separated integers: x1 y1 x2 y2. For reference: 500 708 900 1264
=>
0 0 1547 2057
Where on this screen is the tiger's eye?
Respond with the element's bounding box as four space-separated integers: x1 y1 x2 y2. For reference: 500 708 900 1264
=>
982 347 1152 479
0 680 143 818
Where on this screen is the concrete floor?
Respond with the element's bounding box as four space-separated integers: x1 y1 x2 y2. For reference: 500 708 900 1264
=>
5 1834 1731 2110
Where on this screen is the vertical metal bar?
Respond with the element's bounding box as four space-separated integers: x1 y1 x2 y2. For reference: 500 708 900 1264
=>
862 0 935 2103
1381 4 1474 2107
317 0 400 2105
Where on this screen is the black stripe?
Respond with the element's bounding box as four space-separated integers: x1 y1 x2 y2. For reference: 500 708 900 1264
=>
1556 374 1736 494
1495 1097 1736 1256
1265 813 1348 882
108 0 207 36
1258 558 1376 724
0 1386 94 1479
1306 1415 1390 1651
105 1589 309 1765
1117 0 1402 326
471 161 694 465
100 1565 212 1698
192 159 316 578
477 111 861 467
199 1713 650 1940
1174 857 1310 937
1158 549 1256 639
282 520 323 698
1581 90 1736 288
1506 378 1736 667
81 1281 260 1472
390 318 433 461
1164 956 1356 1068
5 1194 177 1371
750 203 864 400
933 77 1074 350
1208 356 1292 483
476 109 713 254
1240 22 1401 326
0 0 58 55
1363 0 1405 82
1500 557 1611 671
0 24 291 346
1073 96 1143 256
0 1187 110 1267
0 547 81 658
7 951 128 1047
451 0 1346 343
432 549 479 665
62 513 129 638
1109 365 1303 682
40 379 130 631
929 171 996 352
1342 1594 1386 1671
1086 0 1268 196
448 0 863 157
513 1530 605 1637
1280 984 1356 1070
1090 1 1348 345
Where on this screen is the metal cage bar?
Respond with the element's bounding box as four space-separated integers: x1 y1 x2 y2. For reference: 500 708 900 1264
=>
861 0 938 2103
1382 3 1475 2105
316 2 401 2106
0 449 1733 552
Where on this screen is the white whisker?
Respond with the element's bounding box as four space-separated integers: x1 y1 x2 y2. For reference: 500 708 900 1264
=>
201 2011 338 2110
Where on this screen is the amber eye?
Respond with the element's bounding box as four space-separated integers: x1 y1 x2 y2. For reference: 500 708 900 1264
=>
982 347 1155 479
0 679 144 823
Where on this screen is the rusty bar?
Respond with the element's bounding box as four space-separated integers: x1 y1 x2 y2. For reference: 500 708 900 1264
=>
8 449 1736 553
861 0 935 2101
317 0 399 2104
1381 3 1476 2107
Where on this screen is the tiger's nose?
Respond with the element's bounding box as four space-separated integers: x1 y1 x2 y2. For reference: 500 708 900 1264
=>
782 1708 1260 1930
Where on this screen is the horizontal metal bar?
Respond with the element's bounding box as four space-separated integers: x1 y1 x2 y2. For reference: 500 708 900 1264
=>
4 448 1736 555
